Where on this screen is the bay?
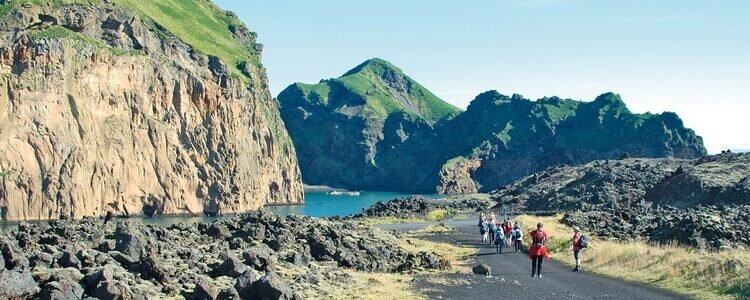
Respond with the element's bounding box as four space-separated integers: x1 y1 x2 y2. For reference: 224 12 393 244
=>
0 191 435 230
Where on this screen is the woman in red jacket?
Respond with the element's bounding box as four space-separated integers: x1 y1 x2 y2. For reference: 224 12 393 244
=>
572 226 583 271
528 222 549 278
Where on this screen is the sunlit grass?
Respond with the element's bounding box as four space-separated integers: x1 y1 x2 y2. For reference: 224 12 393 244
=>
516 214 750 300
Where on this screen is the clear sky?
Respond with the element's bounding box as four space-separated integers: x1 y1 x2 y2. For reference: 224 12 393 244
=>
215 0 749 154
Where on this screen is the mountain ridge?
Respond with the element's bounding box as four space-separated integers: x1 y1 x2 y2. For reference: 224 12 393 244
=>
278 60 707 194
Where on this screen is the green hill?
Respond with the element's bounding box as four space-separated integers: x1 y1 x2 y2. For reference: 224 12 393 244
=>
284 58 461 125
2 0 261 79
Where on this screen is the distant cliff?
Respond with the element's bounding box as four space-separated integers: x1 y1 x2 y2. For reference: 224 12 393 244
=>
0 1 303 221
278 59 706 194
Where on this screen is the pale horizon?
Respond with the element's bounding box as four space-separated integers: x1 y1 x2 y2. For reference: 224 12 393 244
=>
216 0 750 155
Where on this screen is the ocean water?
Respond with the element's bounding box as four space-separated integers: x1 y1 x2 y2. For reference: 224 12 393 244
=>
0 191 435 230
268 191 439 217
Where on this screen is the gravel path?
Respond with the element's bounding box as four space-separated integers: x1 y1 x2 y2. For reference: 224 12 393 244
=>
379 220 689 300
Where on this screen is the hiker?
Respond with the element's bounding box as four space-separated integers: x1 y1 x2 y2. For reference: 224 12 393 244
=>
572 226 586 271
512 224 523 253
494 226 505 253
488 212 497 243
529 222 549 278
504 220 514 248
478 214 488 243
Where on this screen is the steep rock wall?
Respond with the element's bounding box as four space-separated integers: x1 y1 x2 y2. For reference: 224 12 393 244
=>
0 3 303 221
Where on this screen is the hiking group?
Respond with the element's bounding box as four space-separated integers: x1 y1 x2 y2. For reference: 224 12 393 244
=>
477 212 588 278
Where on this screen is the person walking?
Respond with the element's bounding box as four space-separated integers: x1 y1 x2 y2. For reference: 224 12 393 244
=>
529 222 549 278
504 220 514 248
572 226 584 271
488 212 497 243
494 227 505 253
479 214 489 243
512 224 523 253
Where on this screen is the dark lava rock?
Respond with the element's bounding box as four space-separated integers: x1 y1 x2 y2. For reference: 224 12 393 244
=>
58 251 82 269
243 245 275 272
472 263 491 276
254 272 293 300
95 280 134 300
115 222 149 259
234 270 256 299
211 250 249 278
108 251 138 269
30 252 54 268
192 277 219 300
82 265 116 291
38 278 85 300
285 252 311 267
0 266 39 299
141 254 170 284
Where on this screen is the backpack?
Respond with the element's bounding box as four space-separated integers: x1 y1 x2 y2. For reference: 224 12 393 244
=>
579 235 589 248
512 230 521 239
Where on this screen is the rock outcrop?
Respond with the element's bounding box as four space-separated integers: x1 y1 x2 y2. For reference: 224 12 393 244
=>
349 195 490 220
0 210 445 298
0 1 303 220
492 153 749 211
279 64 707 194
562 204 750 250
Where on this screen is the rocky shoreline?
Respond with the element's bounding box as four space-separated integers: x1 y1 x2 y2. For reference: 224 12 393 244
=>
0 211 445 299
347 195 490 220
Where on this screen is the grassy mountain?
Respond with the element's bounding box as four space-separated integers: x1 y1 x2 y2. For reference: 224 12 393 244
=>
278 58 460 191
435 91 706 192
2 0 261 79
283 58 461 124
280 62 707 193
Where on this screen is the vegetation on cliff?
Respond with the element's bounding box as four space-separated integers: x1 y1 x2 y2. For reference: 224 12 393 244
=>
0 0 303 220
279 60 707 193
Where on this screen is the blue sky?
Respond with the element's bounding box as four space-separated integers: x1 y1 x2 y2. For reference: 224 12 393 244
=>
215 0 749 154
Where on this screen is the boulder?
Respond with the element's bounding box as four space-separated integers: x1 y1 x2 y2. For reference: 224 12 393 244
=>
58 251 82 269
141 254 170 284
38 278 85 300
472 263 491 276
234 270 257 299
254 272 293 300
114 222 149 259
192 277 219 300
94 280 134 300
211 250 249 278
0 268 39 299
243 245 275 271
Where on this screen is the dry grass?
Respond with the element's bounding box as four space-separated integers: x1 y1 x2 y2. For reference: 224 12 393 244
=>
399 224 478 273
516 214 750 300
328 272 425 300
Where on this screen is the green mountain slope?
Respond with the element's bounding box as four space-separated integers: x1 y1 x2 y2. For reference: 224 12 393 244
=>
285 58 461 124
280 62 708 193
2 0 262 79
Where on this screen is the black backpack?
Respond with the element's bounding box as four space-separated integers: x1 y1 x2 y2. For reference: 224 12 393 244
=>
579 235 589 248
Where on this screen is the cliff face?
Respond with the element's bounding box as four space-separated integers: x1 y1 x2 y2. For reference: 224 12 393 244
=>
278 58 460 191
279 60 707 194
437 91 707 192
0 2 303 221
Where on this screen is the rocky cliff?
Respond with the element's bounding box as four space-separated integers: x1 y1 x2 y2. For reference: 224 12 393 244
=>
492 152 749 211
278 60 707 194
278 58 460 191
0 1 303 221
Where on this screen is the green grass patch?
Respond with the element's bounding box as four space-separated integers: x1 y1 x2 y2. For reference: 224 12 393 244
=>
2 0 259 80
426 209 450 221
113 0 258 79
29 26 141 56
0 0 101 17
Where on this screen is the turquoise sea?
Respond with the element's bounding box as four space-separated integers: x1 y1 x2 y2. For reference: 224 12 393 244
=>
0 191 436 230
